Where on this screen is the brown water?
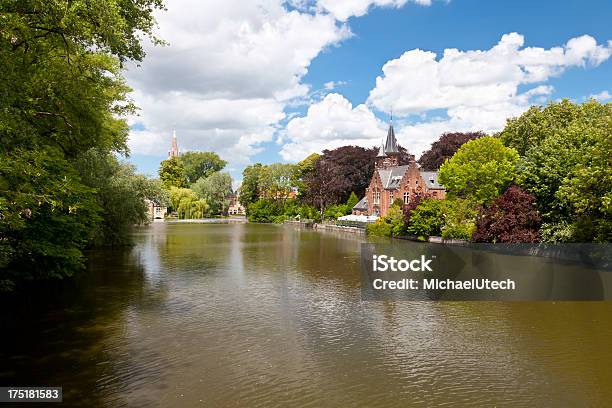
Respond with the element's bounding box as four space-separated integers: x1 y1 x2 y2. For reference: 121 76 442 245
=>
1 223 611 407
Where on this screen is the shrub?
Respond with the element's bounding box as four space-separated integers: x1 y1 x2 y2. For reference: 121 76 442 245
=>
366 205 405 237
473 185 540 243
295 204 321 222
440 198 478 240
247 199 283 223
324 204 349 220
346 192 359 210
406 199 444 239
402 192 431 224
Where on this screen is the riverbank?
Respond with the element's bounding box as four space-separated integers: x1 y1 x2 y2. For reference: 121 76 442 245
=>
282 220 609 265
165 216 247 224
283 220 366 236
313 223 366 236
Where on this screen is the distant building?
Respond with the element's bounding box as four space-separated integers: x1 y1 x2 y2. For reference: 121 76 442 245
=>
288 186 298 199
264 186 299 201
228 193 245 215
353 123 446 217
168 128 180 159
145 199 167 220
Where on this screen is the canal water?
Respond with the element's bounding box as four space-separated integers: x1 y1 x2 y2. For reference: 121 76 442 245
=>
1 223 611 407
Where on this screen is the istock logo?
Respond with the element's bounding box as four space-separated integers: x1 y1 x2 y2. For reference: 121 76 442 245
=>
372 255 434 272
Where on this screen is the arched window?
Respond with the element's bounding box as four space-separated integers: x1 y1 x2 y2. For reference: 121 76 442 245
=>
403 192 409 204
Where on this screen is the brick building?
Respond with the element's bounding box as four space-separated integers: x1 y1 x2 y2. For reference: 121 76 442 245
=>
353 124 445 217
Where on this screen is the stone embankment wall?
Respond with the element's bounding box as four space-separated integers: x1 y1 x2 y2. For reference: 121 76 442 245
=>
313 224 366 236
284 220 366 236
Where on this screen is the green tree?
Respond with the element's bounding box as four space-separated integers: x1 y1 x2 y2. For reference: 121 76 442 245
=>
168 187 208 219
515 100 611 242
366 205 405 237
179 151 226 185
406 199 444 239
258 163 295 201
407 198 478 241
292 153 320 196
499 99 594 156
323 204 349 220
0 0 165 289
247 199 283 223
76 149 167 245
159 157 187 189
191 172 233 216
281 201 320 222
439 137 519 204
0 148 100 290
440 198 478 240
346 192 359 210
1 0 164 155
239 163 264 208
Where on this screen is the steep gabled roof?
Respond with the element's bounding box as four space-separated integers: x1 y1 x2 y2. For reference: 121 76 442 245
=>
420 171 444 189
353 196 368 210
377 165 409 189
375 166 445 190
383 124 399 155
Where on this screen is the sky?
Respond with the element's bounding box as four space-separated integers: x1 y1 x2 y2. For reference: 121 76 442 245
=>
125 0 612 185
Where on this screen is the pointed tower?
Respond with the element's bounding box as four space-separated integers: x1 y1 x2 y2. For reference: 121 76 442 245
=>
383 124 399 155
168 128 179 159
376 123 400 168
376 138 386 157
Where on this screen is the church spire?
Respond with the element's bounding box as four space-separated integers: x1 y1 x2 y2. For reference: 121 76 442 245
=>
168 128 179 159
383 123 399 155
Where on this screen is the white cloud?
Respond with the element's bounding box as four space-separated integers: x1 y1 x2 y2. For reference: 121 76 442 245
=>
324 80 348 90
281 93 385 161
361 33 611 157
368 33 612 114
281 33 610 162
317 0 431 21
126 0 351 168
590 90 611 101
127 90 283 164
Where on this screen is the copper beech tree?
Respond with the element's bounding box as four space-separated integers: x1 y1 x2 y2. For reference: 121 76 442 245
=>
473 186 541 243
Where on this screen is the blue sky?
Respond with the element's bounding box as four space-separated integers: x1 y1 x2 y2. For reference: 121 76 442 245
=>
125 0 611 183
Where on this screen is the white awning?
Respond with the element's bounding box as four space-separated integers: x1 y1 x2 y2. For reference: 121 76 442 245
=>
337 214 379 222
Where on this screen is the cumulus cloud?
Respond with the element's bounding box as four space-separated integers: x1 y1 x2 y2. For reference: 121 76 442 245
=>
126 0 350 167
317 0 431 21
281 93 385 161
368 33 612 114
362 33 612 155
281 33 610 162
